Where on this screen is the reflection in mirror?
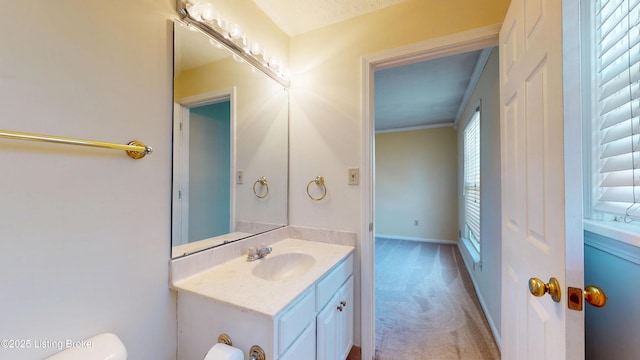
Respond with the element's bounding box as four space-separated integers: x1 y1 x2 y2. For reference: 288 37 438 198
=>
172 22 288 258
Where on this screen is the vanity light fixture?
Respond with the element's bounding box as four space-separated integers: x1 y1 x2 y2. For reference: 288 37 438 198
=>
177 0 290 87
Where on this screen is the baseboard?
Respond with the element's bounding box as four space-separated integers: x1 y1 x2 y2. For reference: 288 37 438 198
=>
375 234 457 245
456 242 502 351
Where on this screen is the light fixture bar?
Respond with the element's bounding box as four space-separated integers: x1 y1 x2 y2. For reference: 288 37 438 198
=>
177 9 290 88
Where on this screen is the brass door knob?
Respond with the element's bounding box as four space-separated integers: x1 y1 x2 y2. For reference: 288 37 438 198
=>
528 277 561 303
584 285 608 307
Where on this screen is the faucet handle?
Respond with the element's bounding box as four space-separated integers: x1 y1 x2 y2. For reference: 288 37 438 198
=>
247 247 257 258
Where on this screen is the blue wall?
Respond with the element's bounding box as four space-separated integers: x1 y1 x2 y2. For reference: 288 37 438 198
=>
584 231 640 360
188 101 231 242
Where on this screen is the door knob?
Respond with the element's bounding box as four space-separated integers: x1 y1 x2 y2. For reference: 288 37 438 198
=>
584 285 607 307
528 277 561 302
568 285 608 310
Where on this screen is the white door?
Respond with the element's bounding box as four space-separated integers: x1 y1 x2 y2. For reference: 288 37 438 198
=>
500 0 584 359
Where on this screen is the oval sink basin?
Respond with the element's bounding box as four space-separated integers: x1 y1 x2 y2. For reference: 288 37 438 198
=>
252 252 316 281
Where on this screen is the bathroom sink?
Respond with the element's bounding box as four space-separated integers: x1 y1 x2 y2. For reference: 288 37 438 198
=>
252 252 316 281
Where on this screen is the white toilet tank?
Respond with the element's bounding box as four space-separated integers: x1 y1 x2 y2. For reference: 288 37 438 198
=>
46 333 127 360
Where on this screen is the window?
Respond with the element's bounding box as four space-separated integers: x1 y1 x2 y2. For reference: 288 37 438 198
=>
464 107 481 250
589 0 640 220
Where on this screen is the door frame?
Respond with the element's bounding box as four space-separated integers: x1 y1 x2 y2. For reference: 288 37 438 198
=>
173 88 237 245
360 24 501 360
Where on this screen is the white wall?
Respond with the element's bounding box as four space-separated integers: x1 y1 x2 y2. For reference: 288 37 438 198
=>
375 128 458 241
456 48 502 340
0 1 177 359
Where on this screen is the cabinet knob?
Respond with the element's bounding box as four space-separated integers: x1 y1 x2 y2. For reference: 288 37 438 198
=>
340 301 347 307
337 305 343 312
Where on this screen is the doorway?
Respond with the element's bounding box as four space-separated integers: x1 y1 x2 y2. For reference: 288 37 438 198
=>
360 25 501 360
372 50 500 359
172 89 236 247
187 101 232 242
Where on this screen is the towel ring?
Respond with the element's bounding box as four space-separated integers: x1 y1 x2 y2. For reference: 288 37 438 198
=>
307 176 327 201
253 177 269 199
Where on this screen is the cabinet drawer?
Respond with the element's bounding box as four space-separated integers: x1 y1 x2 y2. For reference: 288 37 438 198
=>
278 288 315 354
316 254 353 310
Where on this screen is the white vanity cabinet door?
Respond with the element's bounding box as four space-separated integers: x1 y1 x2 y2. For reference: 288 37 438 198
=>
317 275 354 360
316 292 339 360
337 275 354 360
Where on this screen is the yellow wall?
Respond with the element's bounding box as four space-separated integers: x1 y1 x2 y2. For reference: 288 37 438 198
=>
376 127 459 240
288 0 509 231
287 0 509 346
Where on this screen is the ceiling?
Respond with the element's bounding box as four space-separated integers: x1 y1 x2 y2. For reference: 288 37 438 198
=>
251 0 407 37
374 50 482 132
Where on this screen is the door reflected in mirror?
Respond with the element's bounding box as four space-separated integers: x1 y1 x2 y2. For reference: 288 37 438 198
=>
172 22 288 258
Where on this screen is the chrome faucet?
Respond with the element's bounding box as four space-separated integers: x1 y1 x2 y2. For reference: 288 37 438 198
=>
246 244 272 261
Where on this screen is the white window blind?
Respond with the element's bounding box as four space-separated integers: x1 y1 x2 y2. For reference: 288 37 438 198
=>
464 109 480 247
594 0 640 217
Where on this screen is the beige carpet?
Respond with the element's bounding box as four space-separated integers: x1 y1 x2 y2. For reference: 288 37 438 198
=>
375 238 500 360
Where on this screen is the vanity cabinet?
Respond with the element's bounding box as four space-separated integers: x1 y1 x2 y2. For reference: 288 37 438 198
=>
175 248 354 360
281 253 354 360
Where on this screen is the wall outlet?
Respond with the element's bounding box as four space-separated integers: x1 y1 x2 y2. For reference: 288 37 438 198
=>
348 167 359 185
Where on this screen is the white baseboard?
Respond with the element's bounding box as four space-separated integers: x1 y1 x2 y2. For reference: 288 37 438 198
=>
375 234 457 244
456 242 502 350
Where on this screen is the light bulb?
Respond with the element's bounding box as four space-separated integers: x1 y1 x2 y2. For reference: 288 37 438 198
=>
269 57 279 69
187 2 216 23
250 42 263 56
227 23 243 40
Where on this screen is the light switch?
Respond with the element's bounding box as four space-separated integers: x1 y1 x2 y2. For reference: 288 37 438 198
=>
348 168 359 185
236 170 244 184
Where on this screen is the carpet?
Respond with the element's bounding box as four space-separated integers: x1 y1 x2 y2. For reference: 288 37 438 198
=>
375 238 500 360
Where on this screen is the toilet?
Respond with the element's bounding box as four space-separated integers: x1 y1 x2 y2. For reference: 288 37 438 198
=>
45 333 127 360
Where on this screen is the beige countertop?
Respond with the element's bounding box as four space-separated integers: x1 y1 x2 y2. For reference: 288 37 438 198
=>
171 238 354 318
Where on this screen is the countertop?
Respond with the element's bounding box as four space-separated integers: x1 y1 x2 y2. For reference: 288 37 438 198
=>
171 238 355 318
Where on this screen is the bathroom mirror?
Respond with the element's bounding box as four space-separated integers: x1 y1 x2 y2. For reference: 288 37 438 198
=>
172 22 289 258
